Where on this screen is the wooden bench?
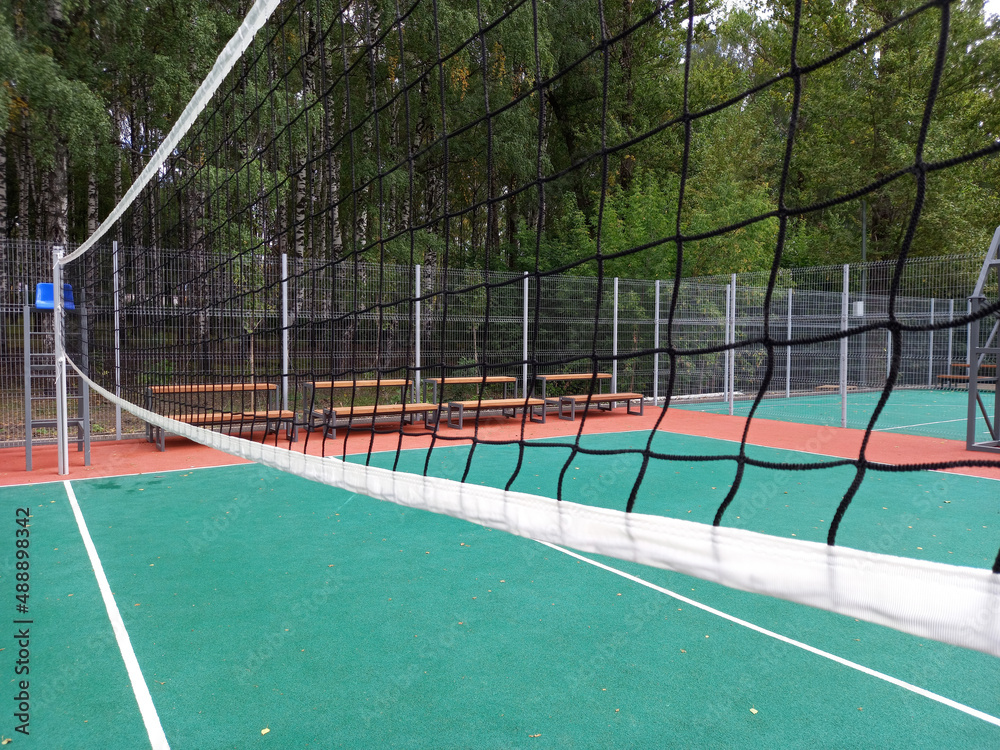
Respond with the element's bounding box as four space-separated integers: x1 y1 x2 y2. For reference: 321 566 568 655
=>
532 372 612 399
145 383 296 451
446 397 546 429
547 392 644 421
313 401 440 438
302 379 414 432
424 376 517 403
937 374 997 390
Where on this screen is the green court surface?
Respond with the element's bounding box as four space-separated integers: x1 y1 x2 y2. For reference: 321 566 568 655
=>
673 387 994 442
2 430 999 748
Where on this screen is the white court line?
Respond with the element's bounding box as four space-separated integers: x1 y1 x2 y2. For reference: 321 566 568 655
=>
537 540 1000 728
64 481 170 749
872 416 983 432
1 461 251 490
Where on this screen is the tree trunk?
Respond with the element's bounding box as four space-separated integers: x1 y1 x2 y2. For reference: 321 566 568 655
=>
0 128 7 239
0 129 7 306
617 0 635 191
47 143 69 247
86 168 98 235
16 134 30 238
190 183 210 374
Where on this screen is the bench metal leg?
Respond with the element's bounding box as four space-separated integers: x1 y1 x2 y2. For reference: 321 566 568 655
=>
558 397 576 421
529 402 546 423
447 403 464 429
627 398 644 416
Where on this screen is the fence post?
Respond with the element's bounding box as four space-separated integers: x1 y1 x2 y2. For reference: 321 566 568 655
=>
113 240 122 439
886 329 892 380
612 277 619 392
966 298 972 367
840 264 849 428
53 245 69 475
522 272 529 398
947 299 954 375
785 288 792 399
729 274 736 415
653 279 660 403
414 264 421 402
927 298 935 387
280 253 289 411
724 282 731 413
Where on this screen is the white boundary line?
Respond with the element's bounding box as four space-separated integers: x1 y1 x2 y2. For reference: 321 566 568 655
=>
1 462 251 490
538 540 1000 728
872 416 984 432
63 480 170 749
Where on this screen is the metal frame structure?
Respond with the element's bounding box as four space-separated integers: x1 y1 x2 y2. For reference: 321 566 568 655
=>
25 255 91 472
967 226 1000 453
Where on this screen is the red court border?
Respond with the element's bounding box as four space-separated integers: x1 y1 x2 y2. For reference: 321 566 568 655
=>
3 407 998 486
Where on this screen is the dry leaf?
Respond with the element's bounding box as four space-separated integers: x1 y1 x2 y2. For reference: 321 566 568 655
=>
750 708 758 715
261 727 270 735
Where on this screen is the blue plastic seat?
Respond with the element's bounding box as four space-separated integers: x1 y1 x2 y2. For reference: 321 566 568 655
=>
34 283 75 310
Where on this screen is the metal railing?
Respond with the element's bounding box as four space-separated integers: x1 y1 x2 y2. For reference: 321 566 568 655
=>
1 238 990 447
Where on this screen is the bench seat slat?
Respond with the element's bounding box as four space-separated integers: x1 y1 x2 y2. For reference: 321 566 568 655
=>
166 410 294 425
446 398 546 429
328 403 438 417
426 376 517 384
558 392 642 403
149 383 275 394
550 392 644 421
535 373 612 380
310 379 412 389
448 398 544 408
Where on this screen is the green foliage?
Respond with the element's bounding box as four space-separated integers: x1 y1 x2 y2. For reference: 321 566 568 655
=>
3 0 999 277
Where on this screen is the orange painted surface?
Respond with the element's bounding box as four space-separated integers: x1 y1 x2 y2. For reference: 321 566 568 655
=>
3 406 998 487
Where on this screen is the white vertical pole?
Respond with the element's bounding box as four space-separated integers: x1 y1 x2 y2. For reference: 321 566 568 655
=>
653 280 660 403
415 264 422 402
947 298 954 373
927 298 935 387
612 277 619 392
280 252 289 411
729 274 736 415
522 272 529 398
112 240 122 439
723 283 730 408
53 246 69 475
966 298 972 367
840 264 849 428
886 329 892 380
785 288 792 399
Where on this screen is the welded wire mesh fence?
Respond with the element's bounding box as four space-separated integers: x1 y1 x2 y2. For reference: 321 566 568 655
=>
0 238 993 447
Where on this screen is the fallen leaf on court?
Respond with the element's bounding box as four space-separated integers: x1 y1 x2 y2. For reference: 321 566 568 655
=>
529 734 541 738
261 727 270 735
750 708 758 715
2 737 11 744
